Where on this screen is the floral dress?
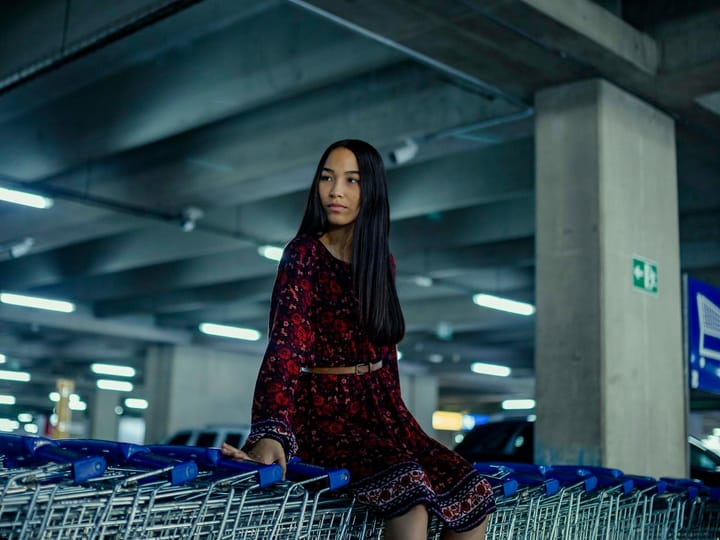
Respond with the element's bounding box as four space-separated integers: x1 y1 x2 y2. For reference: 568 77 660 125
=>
244 234 495 531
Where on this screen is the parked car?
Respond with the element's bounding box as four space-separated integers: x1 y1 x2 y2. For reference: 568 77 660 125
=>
162 425 250 449
455 419 720 486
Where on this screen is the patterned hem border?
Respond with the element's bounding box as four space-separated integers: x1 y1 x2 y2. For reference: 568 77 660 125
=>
349 461 496 532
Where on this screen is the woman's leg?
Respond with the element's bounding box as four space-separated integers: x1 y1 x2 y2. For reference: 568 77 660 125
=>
384 505 429 540
441 517 488 540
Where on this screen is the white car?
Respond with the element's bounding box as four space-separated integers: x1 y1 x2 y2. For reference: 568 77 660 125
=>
163 425 250 449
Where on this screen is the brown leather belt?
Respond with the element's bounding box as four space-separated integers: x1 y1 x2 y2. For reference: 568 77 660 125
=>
300 360 383 375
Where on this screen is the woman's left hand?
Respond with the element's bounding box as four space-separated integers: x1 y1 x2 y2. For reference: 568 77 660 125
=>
221 442 250 460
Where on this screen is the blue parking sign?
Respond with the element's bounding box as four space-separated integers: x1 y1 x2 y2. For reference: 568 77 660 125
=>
687 276 720 394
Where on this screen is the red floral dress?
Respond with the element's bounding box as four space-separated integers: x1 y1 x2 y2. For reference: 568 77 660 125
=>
244 234 495 531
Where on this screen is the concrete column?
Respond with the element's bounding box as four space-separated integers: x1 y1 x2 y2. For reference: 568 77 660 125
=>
399 372 439 438
90 389 119 440
144 344 262 444
534 79 686 477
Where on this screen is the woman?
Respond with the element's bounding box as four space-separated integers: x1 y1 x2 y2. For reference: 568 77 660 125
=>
222 139 494 539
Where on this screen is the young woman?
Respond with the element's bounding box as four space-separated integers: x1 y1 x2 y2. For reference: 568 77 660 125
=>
222 140 494 539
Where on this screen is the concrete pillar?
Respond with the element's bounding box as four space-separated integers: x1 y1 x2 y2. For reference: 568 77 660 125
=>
144 344 262 444
534 79 686 477
90 389 119 440
399 372 439 438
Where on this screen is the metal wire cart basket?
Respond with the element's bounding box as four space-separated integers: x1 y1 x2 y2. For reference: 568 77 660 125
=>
1 434 718 539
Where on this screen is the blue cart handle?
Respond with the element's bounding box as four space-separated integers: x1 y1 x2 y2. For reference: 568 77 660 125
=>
57 439 197 485
286 458 350 491
145 445 283 488
58 439 145 462
0 434 106 483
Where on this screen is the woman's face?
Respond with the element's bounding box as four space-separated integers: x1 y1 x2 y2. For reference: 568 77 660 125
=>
318 147 361 229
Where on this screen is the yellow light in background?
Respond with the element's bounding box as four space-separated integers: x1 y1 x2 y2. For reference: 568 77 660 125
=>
432 411 463 431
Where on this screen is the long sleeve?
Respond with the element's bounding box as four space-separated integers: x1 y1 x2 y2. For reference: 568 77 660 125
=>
244 240 315 458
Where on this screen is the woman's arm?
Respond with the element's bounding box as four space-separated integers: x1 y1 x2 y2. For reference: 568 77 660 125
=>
242 240 314 463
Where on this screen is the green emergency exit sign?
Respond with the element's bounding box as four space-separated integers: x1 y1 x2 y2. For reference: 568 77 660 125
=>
632 256 658 295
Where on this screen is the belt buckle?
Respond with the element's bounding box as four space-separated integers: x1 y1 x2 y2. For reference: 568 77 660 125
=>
355 362 370 375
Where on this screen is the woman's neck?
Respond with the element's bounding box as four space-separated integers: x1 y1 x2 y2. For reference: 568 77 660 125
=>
319 228 354 263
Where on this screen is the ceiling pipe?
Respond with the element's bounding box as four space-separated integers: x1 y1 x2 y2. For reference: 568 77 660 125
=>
287 0 532 114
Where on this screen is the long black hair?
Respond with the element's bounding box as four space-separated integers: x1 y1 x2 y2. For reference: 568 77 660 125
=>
297 139 405 345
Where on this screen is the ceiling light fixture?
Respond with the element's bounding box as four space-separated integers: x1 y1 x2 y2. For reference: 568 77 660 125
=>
125 398 149 410
0 395 16 405
96 379 134 392
69 400 87 411
0 419 20 432
388 138 418 165
0 354 5 363
0 292 75 313
502 399 535 410
472 293 535 316
258 245 284 262
470 362 511 377
49 392 81 403
412 276 433 287
1 237 35 259
17 413 33 423
0 370 31 382
0 186 54 209
179 206 204 232
199 322 261 341
91 363 136 378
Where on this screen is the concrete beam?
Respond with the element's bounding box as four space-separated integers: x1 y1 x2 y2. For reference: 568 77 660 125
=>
0 304 191 344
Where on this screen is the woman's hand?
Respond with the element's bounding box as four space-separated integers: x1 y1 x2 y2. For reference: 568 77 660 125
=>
221 438 287 478
220 442 250 460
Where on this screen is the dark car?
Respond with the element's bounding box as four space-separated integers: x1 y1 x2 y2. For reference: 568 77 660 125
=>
455 419 720 486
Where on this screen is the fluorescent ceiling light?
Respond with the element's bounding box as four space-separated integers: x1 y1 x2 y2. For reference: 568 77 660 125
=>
258 245 283 262
18 413 33 423
125 398 149 410
0 370 31 382
0 395 16 405
97 379 134 392
502 399 536 410
412 276 433 287
470 362 511 377
49 392 82 403
0 419 19 432
0 187 53 209
0 354 5 363
91 363 136 378
0 292 75 313
69 400 87 411
472 293 535 316
199 322 261 341
24 423 39 434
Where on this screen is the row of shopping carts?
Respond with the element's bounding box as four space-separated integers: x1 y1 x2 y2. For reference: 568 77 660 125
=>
0 433 719 539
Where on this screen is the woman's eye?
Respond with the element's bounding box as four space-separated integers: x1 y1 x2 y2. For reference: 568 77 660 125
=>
348 177 359 184
320 175 332 182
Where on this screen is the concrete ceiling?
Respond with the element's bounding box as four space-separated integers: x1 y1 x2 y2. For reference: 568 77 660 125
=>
1 0 719 423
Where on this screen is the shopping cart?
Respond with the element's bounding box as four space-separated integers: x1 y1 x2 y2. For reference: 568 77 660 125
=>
0 434 356 539
4 433 720 539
